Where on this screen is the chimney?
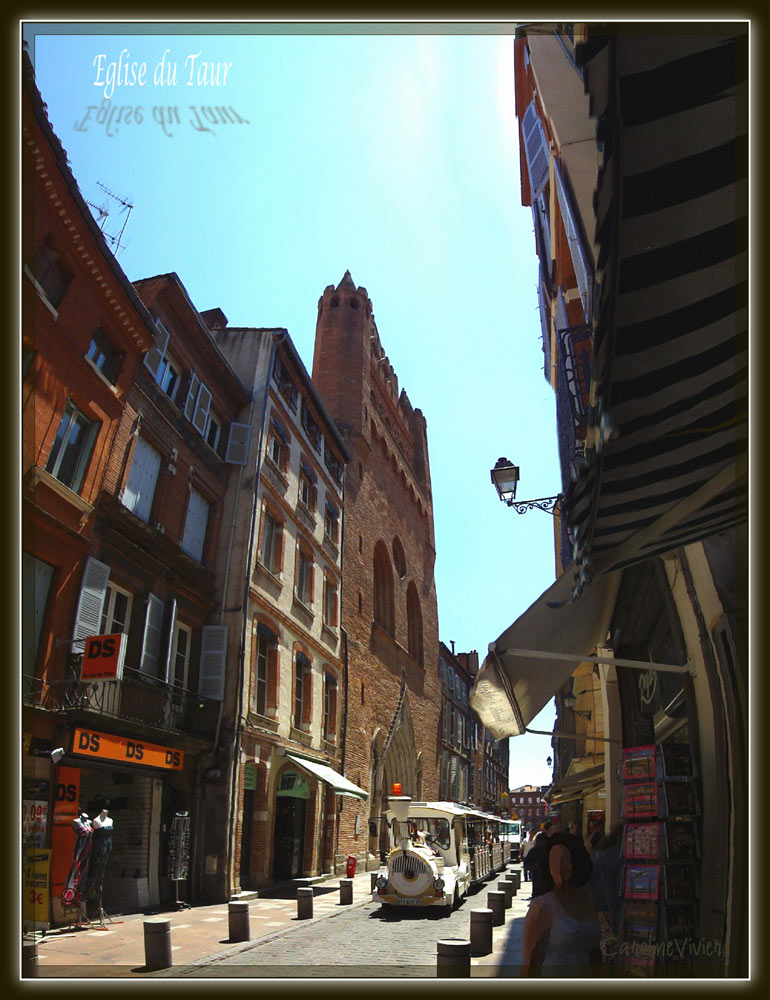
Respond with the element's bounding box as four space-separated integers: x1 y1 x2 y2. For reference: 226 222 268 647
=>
200 307 228 330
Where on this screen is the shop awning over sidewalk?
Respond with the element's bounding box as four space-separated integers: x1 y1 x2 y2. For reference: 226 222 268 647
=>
469 569 620 740
543 763 605 806
285 753 368 800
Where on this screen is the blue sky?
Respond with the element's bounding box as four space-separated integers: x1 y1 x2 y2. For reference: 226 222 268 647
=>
24 22 560 791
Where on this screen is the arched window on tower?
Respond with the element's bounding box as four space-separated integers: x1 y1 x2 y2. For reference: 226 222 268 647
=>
373 540 395 636
406 582 423 665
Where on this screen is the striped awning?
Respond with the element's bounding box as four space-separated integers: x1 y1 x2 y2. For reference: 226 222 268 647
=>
543 763 605 806
564 28 748 587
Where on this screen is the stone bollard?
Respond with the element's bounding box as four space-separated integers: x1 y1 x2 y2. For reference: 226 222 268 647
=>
21 936 37 978
510 870 521 892
499 878 514 909
470 908 494 957
143 918 172 970
437 938 471 978
297 886 314 919
487 890 506 927
340 878 353 905
228 900 251 942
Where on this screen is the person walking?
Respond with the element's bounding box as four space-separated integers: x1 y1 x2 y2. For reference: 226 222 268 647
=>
521 833 603 977
527 821 558 898
521 828 537 881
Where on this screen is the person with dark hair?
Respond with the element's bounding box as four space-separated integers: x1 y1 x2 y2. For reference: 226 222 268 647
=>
521 832 602 977
527 822 557 898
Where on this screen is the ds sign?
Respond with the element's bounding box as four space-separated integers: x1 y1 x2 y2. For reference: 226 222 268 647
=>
80 632 127 681
72 727 184 771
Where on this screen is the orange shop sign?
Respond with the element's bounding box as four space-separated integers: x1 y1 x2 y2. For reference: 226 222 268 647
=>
72 728 184 771
80 632 127 681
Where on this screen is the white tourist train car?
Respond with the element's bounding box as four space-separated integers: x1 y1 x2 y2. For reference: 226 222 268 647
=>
372 793 508 913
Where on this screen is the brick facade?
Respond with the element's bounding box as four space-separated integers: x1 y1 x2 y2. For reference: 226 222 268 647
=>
311 272 441 864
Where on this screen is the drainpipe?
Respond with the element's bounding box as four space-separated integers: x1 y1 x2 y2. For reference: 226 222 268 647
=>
223 335 276 898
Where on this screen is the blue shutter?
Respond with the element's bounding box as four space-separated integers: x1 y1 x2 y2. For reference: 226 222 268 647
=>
522 99 550 199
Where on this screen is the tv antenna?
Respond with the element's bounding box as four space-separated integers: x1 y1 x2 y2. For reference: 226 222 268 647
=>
85 181 133 255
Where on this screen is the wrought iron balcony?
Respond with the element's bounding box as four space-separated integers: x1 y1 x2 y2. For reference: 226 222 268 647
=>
30 667 219 740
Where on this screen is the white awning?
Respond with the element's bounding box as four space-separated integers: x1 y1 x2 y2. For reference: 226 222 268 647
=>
543 763 605 805
285 754 368 800
470 569 621 739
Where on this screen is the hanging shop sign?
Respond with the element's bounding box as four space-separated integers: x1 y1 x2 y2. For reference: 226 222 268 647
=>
72 728 184 771
244 763 258 791
80 633 128 681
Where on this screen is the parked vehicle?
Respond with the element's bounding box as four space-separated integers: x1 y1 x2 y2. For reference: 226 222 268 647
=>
372 793 508 913
500 819 523 861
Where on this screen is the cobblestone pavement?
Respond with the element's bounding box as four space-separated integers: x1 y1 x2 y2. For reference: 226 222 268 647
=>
166 868 531 979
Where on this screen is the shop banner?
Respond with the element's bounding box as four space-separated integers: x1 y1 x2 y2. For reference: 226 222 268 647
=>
72 727 184 770
23 849 51 930
80 632 127 681
51 766 80 899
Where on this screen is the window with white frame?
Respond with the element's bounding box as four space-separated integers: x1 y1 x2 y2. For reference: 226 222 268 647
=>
99 583 133 636
324 500 340 546
122 435 162 523
157 356 180 401
86 327 122 384
323 574 339 629
45 400 98 494
295 539 314 607
181 488 209 563
294 652 311 729
257 505 284 576
170 622 191 688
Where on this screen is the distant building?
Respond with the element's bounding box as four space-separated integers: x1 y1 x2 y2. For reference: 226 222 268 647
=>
438 643 475 803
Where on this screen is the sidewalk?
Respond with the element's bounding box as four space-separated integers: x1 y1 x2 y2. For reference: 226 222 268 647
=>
30 868 377 978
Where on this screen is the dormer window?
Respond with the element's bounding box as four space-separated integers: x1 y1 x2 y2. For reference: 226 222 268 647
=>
30 240 73 308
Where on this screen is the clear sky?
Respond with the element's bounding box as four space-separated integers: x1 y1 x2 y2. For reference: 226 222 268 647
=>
24 21 560 791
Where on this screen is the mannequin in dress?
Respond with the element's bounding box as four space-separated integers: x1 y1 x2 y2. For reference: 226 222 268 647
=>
521 833 603 977
61 812 93 907
85 806 114 916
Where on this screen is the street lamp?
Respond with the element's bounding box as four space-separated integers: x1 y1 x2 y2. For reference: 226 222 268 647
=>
546 755 553 767
490 457 560 514
562 690 592 721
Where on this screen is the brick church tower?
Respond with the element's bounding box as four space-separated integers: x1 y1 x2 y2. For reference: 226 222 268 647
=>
312 271 441 862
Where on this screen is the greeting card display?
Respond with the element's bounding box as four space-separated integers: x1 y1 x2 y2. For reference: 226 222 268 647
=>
660 743 693 779
624 863 660 900
625 823 661 859
663 781 696 817
665 821 699 860
621 901 658 941
622 745 657 781
664 903 696 940
624 781 659 820
664 863 697 903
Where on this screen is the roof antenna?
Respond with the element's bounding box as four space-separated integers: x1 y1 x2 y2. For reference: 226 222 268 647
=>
85 181 134 255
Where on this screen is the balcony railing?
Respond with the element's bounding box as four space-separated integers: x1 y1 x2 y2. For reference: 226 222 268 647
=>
29 667 219 740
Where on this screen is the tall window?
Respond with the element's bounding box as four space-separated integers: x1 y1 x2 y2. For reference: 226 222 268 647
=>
255 628 269 716
31 241 72 307
266 418 289 472
253 623 278 718
123 436 161 523
323 671 338 742
181 488 209 563
45 400 98 493
372 541 394 634
295 540 314 606
324 501 339 545
258 506 284 576
294 652 311 729
407 582 424 664
323 574 339 630
170 622 191 688
298 461 317 511
100 584 133 635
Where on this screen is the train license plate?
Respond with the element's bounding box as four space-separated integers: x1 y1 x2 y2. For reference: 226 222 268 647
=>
398 898 421 905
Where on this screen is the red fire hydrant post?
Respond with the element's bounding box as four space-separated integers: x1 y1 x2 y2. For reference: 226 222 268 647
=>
345 855 357 878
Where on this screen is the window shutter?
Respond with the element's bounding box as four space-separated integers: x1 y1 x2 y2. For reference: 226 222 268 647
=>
140 593 164 675
522 99 550 199
273 520 284 574
225 421 251 465
143 319 170 377
123 436 162 523
72 557 111 654
199 625 228 701
183 373 201 422
554 158 593 321
192 382 212 435
162 598 177 684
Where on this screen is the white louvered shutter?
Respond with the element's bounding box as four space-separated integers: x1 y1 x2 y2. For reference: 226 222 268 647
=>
183 373 201 422
198 625 227 701
225 422 251 465
123 436 162 523
140 593 164 675
192 383 212 435
143 319 170 377
522 100 550 199
161 598 177 684
72 557 111 654
181 489 209 562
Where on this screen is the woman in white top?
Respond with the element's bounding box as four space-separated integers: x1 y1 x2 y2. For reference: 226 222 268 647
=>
521 833 603 977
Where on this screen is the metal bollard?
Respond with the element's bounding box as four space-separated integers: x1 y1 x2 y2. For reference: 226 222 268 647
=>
470 908 494 957
340 878 354 905
487 889 506 927
437 938 471 978
228 900 251 942
499 878 514 909
297 886 314 919
21 936 38 978
143 918 172 970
